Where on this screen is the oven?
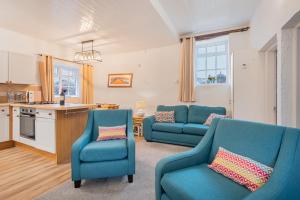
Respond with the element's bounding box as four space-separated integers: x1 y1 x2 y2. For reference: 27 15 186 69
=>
20 107 36 140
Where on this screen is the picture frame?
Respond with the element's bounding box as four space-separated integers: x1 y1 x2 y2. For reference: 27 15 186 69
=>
107 73 133 88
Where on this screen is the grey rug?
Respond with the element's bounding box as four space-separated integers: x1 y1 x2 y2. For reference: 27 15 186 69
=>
38 139 190 200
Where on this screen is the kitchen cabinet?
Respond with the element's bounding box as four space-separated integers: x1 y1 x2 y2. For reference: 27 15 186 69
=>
12 107 20 141
35 109 56 153
9 53 40 85
0 106 10 142
0 51 9 83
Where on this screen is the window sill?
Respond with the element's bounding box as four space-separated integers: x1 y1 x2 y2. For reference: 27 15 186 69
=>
196 83 230 88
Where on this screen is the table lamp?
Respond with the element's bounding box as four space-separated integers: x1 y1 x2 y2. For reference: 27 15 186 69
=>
135 100 147 117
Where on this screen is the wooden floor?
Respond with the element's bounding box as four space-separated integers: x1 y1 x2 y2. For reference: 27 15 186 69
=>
0 147 70 200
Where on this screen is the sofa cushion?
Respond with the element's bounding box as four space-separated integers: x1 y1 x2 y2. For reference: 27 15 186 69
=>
183 123 209 136
157 105 188 123
80 140 128 162
152 123 184 134
188 105 226 124
161 164 250 200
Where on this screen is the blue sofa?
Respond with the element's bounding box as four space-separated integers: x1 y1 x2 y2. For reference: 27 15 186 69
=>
71 109 135 188
155 118 300 200
143 105 226 146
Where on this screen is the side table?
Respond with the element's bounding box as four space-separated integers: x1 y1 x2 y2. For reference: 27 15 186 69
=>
133 116 144 136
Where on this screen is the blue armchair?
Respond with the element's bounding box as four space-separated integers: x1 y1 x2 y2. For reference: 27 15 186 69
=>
72 109 135 188
156 118 300 200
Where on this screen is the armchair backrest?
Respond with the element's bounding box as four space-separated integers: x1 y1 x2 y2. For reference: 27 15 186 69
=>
91 109 132 141
209 119 285 167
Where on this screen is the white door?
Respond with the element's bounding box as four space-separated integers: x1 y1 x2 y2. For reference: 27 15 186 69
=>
0 51 9 83
12 107 20 141
9 53 40 85
0 107 10 142
35 117 56 153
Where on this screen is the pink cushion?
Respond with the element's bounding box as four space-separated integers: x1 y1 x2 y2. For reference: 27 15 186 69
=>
155 111 175 123
97 125 127 141
208 147 273 191
204 113 227 126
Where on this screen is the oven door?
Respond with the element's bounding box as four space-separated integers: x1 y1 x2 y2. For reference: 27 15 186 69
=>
20 114 35 140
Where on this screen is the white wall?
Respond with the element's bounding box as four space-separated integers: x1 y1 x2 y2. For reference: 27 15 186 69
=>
0 28 71 58
94 44 232 115
250 0 300 49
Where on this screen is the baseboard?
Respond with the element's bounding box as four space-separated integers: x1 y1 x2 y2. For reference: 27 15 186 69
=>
15 141 56 160
0 140 15 150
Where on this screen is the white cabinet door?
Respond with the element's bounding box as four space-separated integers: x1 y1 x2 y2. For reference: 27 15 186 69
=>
0 107 10 142
9 53 40 85
0 51 9 83
12 107 20 141
35 117 56 153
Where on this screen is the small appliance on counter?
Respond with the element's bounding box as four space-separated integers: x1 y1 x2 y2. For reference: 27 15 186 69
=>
26 90 42 104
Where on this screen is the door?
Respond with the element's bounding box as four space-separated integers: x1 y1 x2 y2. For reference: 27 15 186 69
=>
0 107 10 142
0 51 9 83
35 117 56 153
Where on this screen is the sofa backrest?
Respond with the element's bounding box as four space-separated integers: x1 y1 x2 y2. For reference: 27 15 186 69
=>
157 105 188 123
92 109 131 141
209 119 285 167
188 105 226 124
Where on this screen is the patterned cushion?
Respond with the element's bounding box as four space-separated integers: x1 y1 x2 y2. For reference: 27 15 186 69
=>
155 111 175 123
97 125 127 141
208 147 273 192
204 113 227 126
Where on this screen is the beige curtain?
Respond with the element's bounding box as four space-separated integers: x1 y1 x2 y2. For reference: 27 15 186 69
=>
82 64 94 104
179 37 195 102
39 55 53 102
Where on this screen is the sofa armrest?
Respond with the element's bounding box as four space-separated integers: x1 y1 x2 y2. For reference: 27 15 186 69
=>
127 110 135 175
71 111 93 181
155 118 220 200
243 129 300 200
143 115 155 141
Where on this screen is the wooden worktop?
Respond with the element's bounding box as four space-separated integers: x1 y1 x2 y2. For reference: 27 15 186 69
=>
1 103 96 110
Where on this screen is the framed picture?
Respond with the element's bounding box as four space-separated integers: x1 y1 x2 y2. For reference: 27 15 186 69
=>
108 73 133 88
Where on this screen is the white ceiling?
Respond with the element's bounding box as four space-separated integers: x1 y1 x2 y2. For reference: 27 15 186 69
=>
0 0 262 54
159 0 262 35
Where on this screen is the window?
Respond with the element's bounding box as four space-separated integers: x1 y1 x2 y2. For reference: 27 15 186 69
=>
54 63 80 97
195 37 229 85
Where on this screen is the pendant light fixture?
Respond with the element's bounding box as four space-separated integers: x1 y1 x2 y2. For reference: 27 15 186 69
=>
74 40 102 63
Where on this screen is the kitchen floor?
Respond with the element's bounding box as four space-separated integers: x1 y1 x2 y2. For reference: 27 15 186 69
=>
0 147 70 200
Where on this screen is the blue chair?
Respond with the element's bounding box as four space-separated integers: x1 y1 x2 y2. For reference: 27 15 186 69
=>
155 118 300 200
71 109 135 188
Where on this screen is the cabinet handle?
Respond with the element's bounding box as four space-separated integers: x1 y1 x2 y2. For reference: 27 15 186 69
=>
1 109 4 112
6 114 10 117
48 113 52 116
17 115 20 118
36 112 39 114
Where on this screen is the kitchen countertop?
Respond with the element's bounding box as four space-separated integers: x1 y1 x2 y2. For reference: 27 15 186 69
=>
0 103 96 110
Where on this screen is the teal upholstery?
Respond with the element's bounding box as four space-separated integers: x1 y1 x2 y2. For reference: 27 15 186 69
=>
161 164 250 200
72 110 135 187
157 105 188 123
161 194 171 200
80 140 128 162
155 118 300 200
183 123 209 136
188 105 226 124
152 123 184 134
144 105 226 147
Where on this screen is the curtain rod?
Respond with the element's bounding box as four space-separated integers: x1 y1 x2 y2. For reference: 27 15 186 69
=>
181 27 250 41
37 54 78 64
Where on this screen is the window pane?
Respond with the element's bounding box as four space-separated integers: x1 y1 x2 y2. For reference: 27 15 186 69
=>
196 57 206 70
217 55 227 69
207 46 216 53
207 56 215 69
196 70 206 79
197 47 206 55
217 45 226 52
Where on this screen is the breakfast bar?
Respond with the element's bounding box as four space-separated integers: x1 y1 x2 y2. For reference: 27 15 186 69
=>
1 103 96 164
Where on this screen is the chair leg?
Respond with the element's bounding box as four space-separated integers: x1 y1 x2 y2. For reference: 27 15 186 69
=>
128 175 133 183
74 180 81 188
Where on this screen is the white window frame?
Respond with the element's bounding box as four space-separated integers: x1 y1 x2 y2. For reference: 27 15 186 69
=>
53 63 81 98
194 36 229 86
